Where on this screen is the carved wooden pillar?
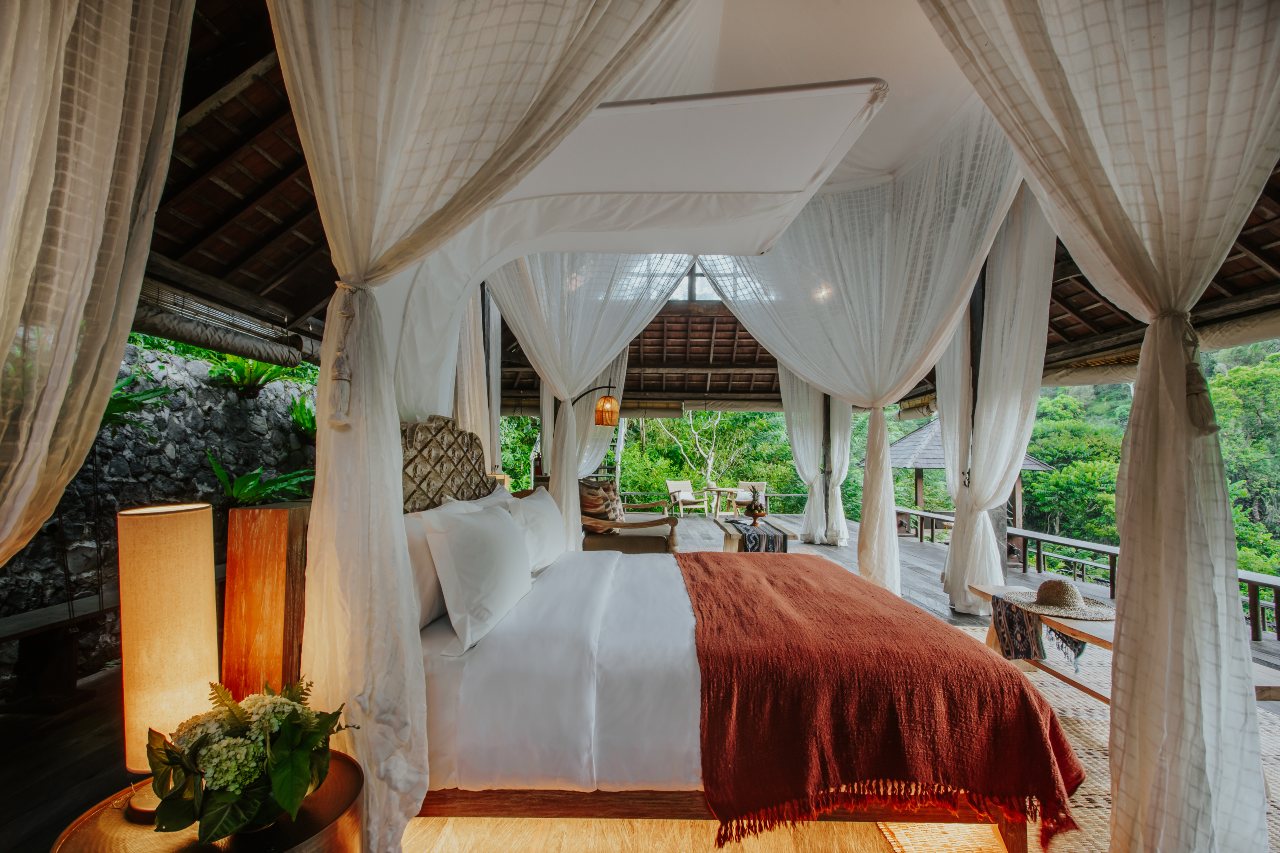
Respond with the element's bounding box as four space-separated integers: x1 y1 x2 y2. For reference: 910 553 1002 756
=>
221 501 310 699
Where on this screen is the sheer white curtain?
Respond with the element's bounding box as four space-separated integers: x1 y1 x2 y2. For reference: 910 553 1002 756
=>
486 288 503 472
453 289 491 468
266 2 689 845
779 365 827 543
489 253 689 547
0 0 193 566
919 2 1280 848
703 101 1019 593
826 396 854 546
936 186 1055 616
573 350 628 478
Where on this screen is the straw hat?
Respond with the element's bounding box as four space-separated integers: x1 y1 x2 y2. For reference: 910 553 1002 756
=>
1003 579 1114 621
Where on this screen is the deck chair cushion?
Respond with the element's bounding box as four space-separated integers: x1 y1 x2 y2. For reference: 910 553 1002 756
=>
580 479 625 534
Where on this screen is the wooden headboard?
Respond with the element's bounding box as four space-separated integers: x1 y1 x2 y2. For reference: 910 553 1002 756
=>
401 416 496 512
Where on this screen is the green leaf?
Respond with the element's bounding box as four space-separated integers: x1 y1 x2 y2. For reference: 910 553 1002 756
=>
197 778 267 844
207 682 252 733
268 746 313 819
147 729 186 799
154 787 198 832
300 709 343 752
206 450 233 496
310 747 331 791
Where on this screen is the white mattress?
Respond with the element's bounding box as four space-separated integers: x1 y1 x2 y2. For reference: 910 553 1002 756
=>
421 549 702 791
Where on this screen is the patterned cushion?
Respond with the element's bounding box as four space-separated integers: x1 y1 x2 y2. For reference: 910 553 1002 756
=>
580 479 625 535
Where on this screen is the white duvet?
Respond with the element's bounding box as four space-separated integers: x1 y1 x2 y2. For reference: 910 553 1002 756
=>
421 550 703 791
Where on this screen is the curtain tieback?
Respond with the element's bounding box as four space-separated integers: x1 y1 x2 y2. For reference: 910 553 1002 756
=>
328 279 371 429
1151 309 1218 437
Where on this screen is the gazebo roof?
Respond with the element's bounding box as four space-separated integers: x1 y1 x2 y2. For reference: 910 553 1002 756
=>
887 418 1052 472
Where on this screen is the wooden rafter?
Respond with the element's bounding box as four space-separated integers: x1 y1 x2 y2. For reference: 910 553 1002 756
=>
174 52 280 137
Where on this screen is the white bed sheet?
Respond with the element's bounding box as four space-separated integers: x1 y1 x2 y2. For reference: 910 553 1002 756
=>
421 549 702 792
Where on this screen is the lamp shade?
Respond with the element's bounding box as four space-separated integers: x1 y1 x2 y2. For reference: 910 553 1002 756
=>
117 503 219 773
594 394 620 427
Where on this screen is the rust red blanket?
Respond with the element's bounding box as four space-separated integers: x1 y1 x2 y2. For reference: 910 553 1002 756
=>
673 551 1084 849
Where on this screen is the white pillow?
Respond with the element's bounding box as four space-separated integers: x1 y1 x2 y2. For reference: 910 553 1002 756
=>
423 503 532 655
404 501 482 629
445 484 512 509
506 487 567 572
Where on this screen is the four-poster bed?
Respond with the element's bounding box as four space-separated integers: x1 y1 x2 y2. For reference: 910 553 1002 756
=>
7 0 1280 850
400 417 1080 853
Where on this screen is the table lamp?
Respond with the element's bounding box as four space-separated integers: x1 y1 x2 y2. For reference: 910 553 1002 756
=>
116 503 220 817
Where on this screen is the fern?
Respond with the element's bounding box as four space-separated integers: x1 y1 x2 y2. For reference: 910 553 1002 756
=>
206 450 314 506
207 355 290 398
289 394 317 440
208 682 251 734
100 374 170 435
282 679 313 705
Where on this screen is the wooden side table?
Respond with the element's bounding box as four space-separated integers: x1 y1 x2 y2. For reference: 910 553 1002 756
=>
52 751 362 852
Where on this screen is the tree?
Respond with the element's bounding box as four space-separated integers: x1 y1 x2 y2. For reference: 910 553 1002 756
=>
1210 353 1280 534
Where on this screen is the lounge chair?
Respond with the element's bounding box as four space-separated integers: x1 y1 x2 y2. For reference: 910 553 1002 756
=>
666 479 712 516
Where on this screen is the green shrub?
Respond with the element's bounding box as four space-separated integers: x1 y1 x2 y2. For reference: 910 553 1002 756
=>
207 450 314 506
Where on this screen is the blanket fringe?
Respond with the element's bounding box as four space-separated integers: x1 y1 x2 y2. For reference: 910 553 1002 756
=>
712 779 1078 850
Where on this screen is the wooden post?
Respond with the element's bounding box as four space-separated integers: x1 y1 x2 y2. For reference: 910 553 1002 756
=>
821 393 832 537
914 467 924 510
222 501 310 699
1248 583 1262 642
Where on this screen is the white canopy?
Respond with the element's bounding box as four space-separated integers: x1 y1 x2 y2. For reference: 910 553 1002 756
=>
373 78 887 416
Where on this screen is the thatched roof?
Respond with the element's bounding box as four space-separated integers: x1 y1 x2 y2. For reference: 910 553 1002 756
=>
146 0 1280 411
886 418 1052 472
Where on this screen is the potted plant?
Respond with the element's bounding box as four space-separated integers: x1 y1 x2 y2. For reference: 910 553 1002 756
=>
146 680 352 842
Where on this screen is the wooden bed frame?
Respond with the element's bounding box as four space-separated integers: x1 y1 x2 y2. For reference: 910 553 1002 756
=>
418 789 1028 852
403 418 1029 853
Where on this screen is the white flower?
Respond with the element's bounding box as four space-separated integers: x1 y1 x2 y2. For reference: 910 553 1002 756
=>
171 709 229 751
197 736 265 793
240 693 317 743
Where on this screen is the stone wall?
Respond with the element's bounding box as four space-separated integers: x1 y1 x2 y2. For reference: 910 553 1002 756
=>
0 344 315 692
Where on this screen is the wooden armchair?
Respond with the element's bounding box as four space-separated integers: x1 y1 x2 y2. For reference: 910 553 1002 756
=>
583 496 678 554
666 479 712 516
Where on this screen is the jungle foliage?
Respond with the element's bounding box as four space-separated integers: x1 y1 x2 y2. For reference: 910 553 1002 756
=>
498 340 1280 576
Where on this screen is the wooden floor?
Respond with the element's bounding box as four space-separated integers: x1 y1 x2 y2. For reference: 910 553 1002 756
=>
5 515 1275 850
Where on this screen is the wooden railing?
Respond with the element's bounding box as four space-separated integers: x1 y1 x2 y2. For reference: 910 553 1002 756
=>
1242 570 1280 642
895 506 1118 599
1007 526 1119 599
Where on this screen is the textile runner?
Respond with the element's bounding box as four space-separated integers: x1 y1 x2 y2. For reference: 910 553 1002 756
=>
990 597 1087 672
673 551 1084 849
724 519 787 553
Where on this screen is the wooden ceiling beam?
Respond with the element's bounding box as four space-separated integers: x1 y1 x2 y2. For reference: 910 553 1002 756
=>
287 294 333 332
1050 297 1102 336
259 243 329 297
212 207 321 277
1234 234 1280 280
146 252 324 339
174 52 280 138
630 365 777 375
161 111 295 209
1045 284 1280 366
176 163 311 262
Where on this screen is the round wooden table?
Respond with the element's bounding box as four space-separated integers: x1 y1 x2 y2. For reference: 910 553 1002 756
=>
52 752 362 852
